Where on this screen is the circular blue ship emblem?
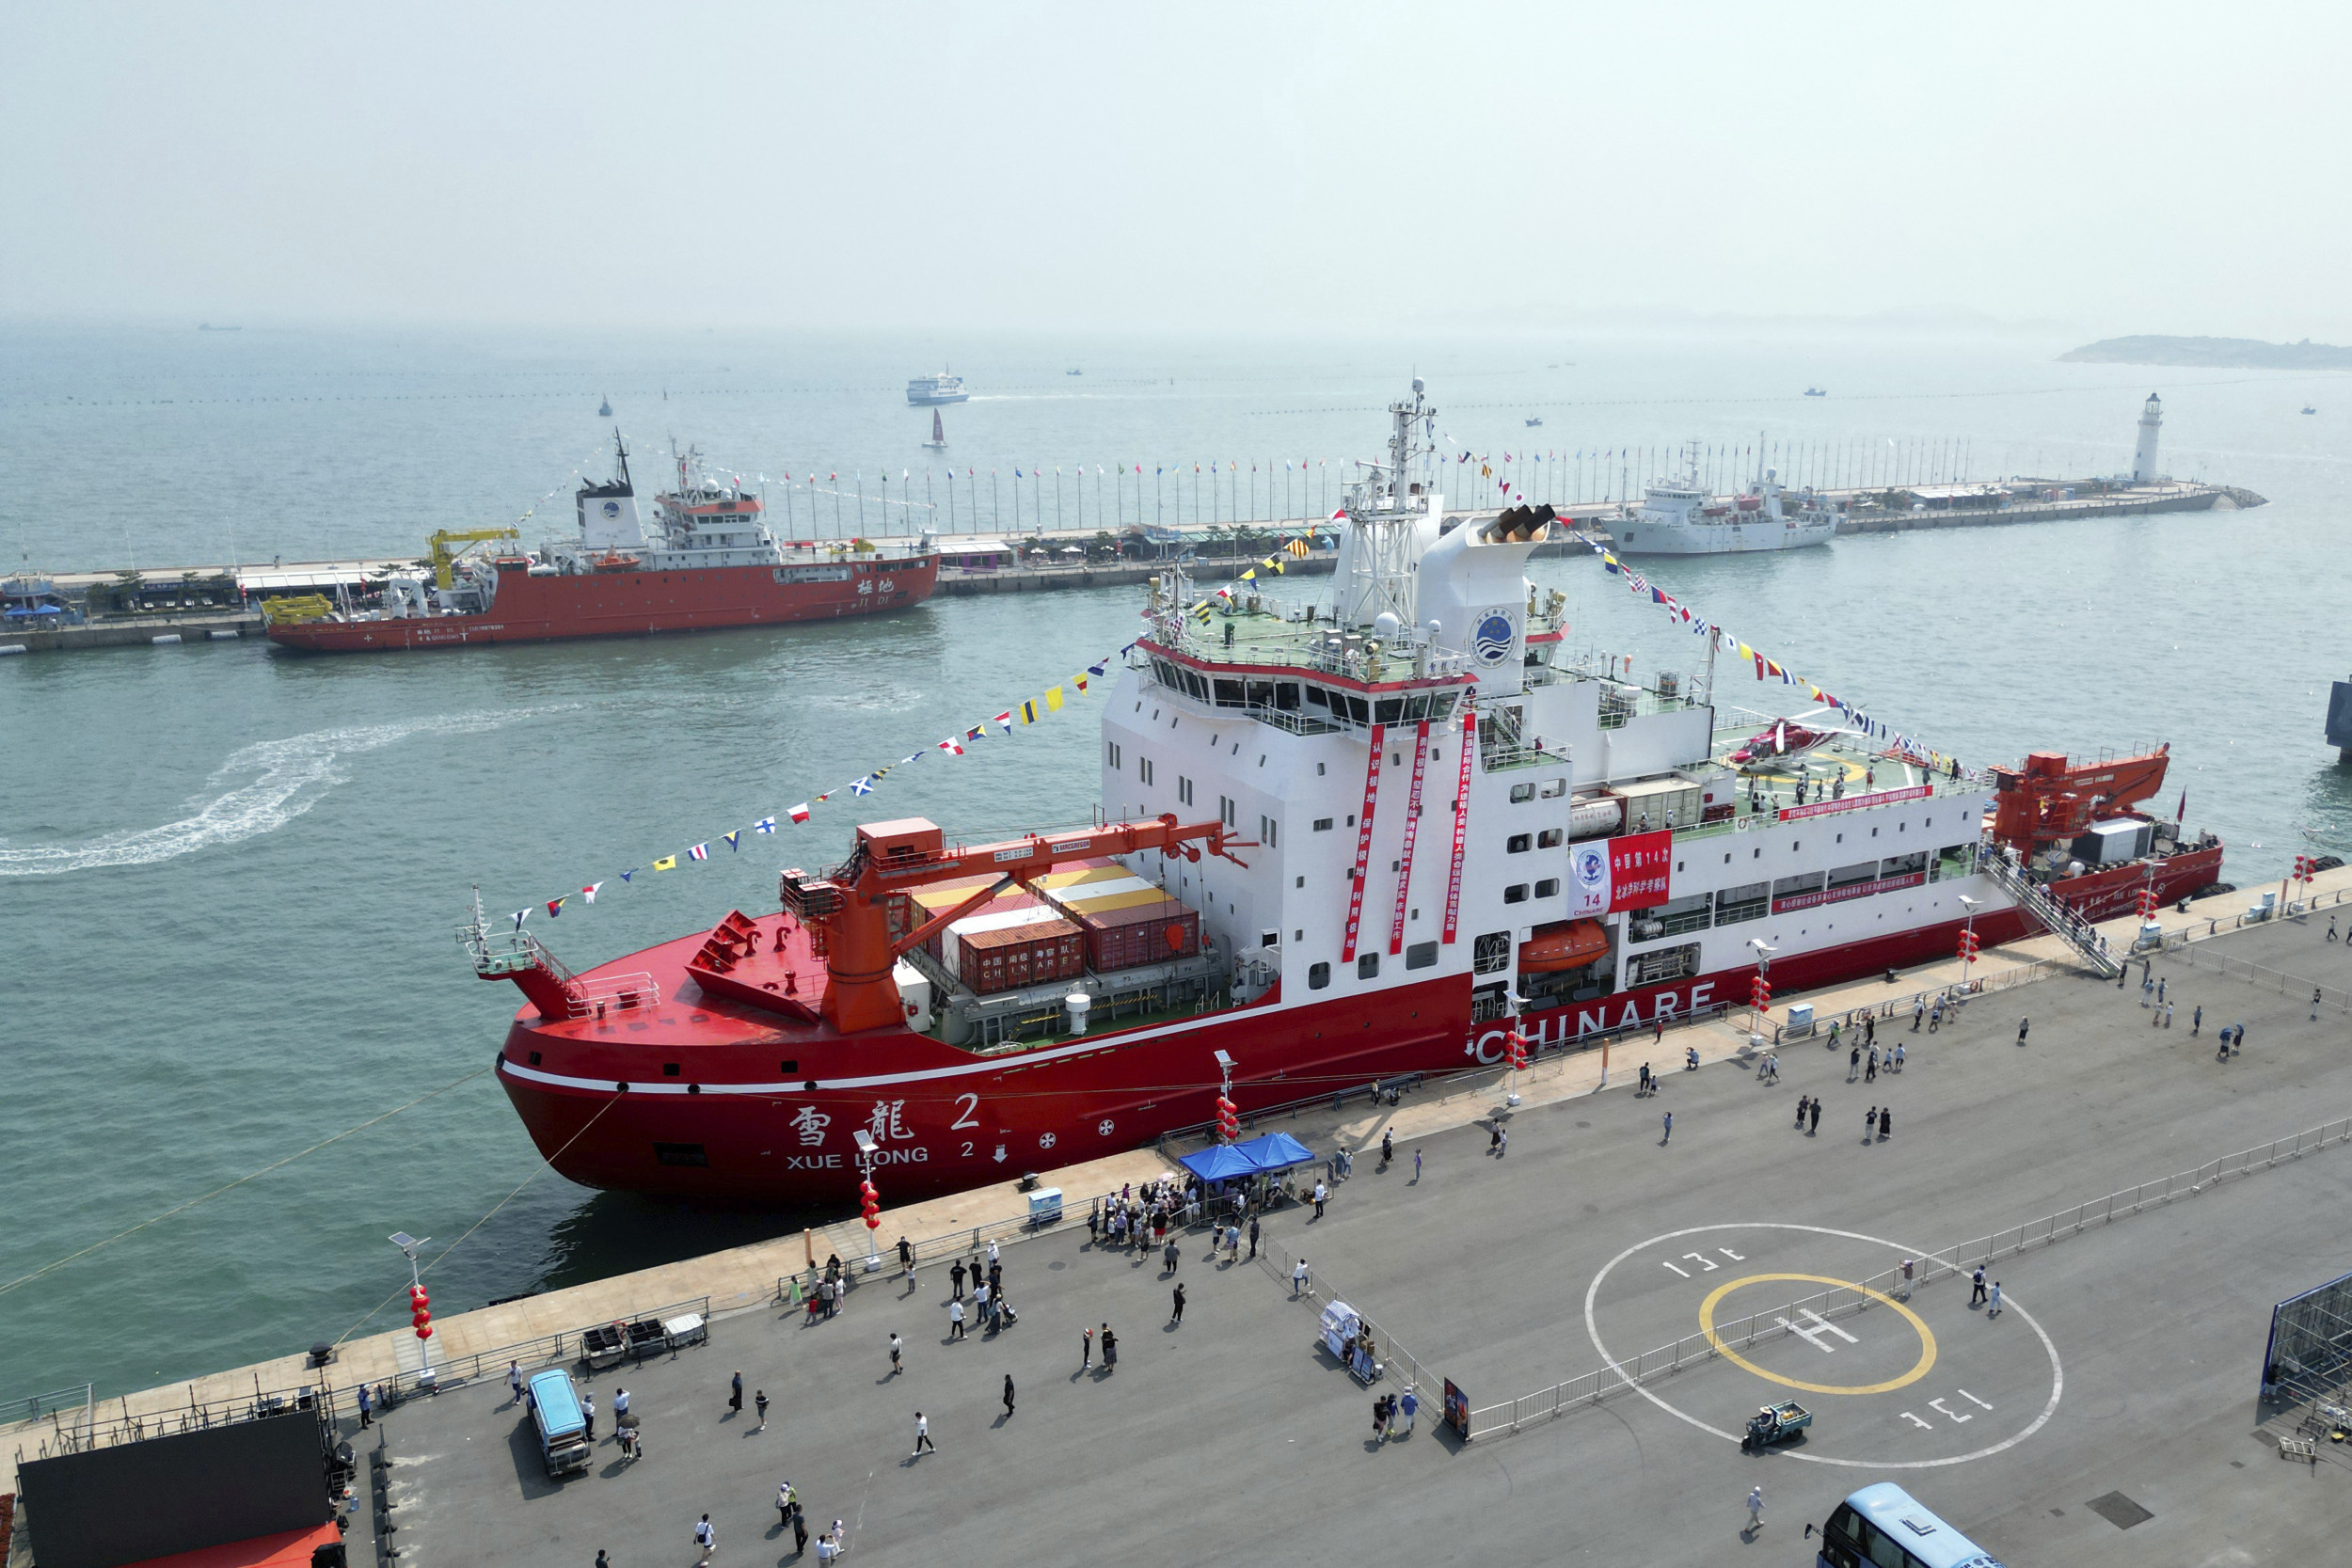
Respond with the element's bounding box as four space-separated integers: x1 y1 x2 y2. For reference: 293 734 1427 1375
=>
601 500 622 519
1472 611 1515 665
1573 844 1608 896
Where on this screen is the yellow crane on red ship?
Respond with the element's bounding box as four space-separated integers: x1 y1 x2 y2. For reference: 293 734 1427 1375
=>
428 527 521 589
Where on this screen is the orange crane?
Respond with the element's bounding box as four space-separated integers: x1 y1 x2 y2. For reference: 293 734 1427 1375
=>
781 815 1251 1035
1987 746 2172 852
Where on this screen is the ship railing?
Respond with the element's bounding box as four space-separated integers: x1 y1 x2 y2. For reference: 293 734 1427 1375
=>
564 972 662 1017
1982 850 2122 977
1463 1114 2352 1441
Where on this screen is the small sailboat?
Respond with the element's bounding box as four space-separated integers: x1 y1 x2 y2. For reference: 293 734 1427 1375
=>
1524 416 1544 427
1804 387 1828 398
924 407 947 449
598 393 612 417
2302 404 2318 416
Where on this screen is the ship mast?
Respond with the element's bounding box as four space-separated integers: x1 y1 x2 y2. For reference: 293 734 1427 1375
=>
1334 379 1437 631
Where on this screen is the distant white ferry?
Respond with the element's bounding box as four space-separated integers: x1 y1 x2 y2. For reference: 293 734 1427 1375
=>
1611 463 1840 556
907 371 970 406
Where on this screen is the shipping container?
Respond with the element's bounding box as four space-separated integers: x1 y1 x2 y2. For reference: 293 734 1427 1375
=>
923 898 1050 967
959 916 1086 994
1073 896 1200 973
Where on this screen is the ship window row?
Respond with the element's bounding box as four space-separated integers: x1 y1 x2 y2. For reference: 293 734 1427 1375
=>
1507 778 1569 802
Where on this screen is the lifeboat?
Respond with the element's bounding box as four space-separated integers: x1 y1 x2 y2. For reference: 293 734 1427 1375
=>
592 553 642 572
1518 918 1610 973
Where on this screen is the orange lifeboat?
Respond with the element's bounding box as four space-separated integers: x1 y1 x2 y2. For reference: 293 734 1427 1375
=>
1518 918 1610 973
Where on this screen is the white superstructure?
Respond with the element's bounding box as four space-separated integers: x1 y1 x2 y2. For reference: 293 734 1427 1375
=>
1097 384 2004 1055
1612 460 1840 556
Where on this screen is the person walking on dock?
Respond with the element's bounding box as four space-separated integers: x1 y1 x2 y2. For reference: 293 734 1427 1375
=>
1865 1107 1876 1144
898 1235 914 1285
1003 1374 1016 1418
777 1481 794 1528
1498 1127 1510 1157
1248 1215 1262 1259
1865 1015 1875 1048
507 1360 523 1405
1879 1107 1891 1140
889 1333 903 1375
948 1299 966 1339
1399 1384 1418 1436
950 1259 967 1299
1795 1095 1810 1130
1987 1281 2003 1319
2192 1005 2202 1036
581 1389 596 1441
2018 1017 2028 1047
729 1370 743 1415
789 1502 808 1555
693 1513 717 1564
1661 1110 1674 1145
2165 1001 2175 1028
1748 1485 1765 1532
754 1390 768 1432
1971 1267 1988 1306
1849 1045 1861 1081
912 1411 934 1456
1294 1259 1311 1297
1312 1180 1328 1218
1171 1282 1186 1325
1809 1100 1821 1134
1865 1047 1878 1084
1892 1041 1905 1071
1913 1000 1925 1032
1381 1128 1393 1168
1414 1148 1422 1182
1080 1324 1092 1370
2157 975 2167 1006
358 1383 373 1429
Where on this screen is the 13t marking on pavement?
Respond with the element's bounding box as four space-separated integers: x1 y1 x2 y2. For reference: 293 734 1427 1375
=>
1661 1246 1745 1276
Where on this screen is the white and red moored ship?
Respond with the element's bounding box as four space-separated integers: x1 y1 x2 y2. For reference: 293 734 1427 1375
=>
267 434 937 651
471 386 2225 1203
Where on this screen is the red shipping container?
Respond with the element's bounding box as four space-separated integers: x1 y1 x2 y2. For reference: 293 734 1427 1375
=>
959 917 1085 995
1074 898 1200 973
918 890 1044 964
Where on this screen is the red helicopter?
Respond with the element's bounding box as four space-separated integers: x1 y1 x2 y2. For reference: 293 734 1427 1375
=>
1726 708 1865 767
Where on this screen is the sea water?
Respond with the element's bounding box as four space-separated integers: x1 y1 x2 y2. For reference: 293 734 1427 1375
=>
2 322 2346 1399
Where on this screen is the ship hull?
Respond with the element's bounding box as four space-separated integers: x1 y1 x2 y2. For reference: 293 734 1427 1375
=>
267 553 939 652
491 847 2219 1205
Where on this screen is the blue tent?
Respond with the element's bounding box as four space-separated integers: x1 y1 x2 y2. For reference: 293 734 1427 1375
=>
1231 1132 1315 1173
1177 1144 1259 1182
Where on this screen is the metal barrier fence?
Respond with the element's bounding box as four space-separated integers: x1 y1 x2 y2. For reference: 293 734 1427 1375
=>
1466 1114 2352 1440
777 1191 1128 1303
1245 1231 1440 1409
7 1295 712 1465
2169 944 2352 1016
0 1384 90 1430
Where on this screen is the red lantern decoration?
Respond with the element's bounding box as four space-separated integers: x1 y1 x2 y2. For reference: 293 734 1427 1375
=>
1749 974 1772 1014
1215 1094 1240 1141
409 1285 432 1341
860 1178 882 1230
1505 1030 1528 1071
1958 928 1979 964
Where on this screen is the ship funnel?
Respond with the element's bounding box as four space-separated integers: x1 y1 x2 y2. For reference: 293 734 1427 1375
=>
578 434 644 552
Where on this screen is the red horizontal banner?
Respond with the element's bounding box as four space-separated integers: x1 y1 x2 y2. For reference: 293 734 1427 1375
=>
1772 870 1926 914
1777 783 1932 823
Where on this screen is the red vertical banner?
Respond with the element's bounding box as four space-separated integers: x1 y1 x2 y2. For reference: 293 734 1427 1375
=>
1388 721 1431 956
1339 723 1387 963
1442 711 1475 943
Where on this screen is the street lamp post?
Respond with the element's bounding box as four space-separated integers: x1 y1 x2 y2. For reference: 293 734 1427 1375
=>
389 1231 434 1386
852 1131 882 1273
1747 939 1777 1040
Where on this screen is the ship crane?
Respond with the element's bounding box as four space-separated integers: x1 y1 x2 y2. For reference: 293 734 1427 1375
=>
1987 745 2174 852
428 527 522 589
781 815 1252 1036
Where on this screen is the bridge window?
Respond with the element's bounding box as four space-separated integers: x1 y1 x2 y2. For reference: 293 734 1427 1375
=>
1537 829 1565 848
1358 952 1380 978
1503 884 1529 904
1535 879 1559 898
1507 833 1532 853
1309 962 1331 990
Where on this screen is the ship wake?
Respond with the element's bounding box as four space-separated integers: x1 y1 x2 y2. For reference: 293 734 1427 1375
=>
0 707 576 876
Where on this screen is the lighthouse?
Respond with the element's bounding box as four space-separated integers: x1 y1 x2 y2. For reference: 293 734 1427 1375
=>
2131 392 2163 483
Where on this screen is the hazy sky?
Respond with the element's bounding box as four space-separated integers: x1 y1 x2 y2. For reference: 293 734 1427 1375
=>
6 2 2345 338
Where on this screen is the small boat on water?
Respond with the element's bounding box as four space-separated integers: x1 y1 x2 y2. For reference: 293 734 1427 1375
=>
598 393 612 417
2302 405 2318 415
1067 368 1083 376
925 408 947 449
1804 388 1828 398
1525 416 1544 427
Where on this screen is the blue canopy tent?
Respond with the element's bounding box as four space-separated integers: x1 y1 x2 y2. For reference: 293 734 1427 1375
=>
1176 1144 1259 1182
1231 1132 1315 1172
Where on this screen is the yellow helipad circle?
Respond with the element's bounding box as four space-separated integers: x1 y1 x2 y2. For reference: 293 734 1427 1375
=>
1697 1273 1938 1396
